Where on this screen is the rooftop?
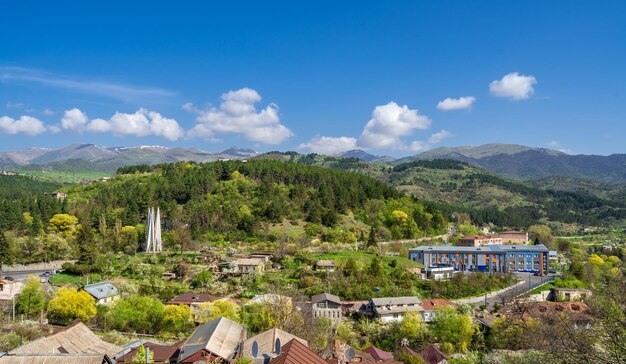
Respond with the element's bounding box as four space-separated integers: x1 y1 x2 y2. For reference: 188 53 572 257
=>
311 292 342 305
409 244 549 253
178 317 244 361
315 260 335 267
269 339 327 364
420 299 457 311
82 282 118 300
167 292 219 305
370 296 421 307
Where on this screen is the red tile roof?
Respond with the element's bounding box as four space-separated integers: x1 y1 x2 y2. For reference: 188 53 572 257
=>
166 292 219 305
362 345 394 361
270 339 327 364
419 344 448 364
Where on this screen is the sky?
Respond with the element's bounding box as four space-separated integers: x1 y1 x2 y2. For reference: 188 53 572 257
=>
1 1 625 156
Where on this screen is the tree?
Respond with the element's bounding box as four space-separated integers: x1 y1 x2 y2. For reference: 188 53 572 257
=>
368 226 378 247
119 225 138 253
131 344 153 364
76 216 98 266
0 230 13 277
48 214 79 238
109 295 165 334
170 223 192 254
16 276 46 317
431 307 475 353
47 287 97 324
399 311 429 346
163 305 193 334
191 270 213 291
196 300 240 323
528 225 553 247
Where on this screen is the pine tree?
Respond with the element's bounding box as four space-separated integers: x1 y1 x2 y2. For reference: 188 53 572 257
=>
367 226 377 247
0 230 13 277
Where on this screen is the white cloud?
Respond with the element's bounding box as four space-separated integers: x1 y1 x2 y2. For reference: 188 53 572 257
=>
85 108 184 141
0 115 46 136
428 130 452 144
489 72 537 100
0 66 174 101
358 102 431 150
186 88 293 145
41 108 55 116
61 108 89 132
299 136 357 155
437 96 475 111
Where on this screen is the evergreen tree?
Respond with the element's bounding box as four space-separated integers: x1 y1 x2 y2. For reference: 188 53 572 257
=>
0 230 13 276
368 226 377 247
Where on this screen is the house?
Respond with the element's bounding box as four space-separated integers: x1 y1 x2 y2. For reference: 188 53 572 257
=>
177 317 245 363
167 292 219 316
250 253 274 263
311 293 343 323
458 235 503 247
313 260 336 272
239 328 307 362
81 282 119 305
367 296 423 323
9 321 122 358
498 230 529 244
419 344 449 364
419 299 457 323
0 353 114 363
362 345 394 361
269 339 327 364
321 340 377 363
115 340 184 363
410 245 550 274
0 279 23 301
425 266 455 280
219 258 266 275
550 288 591 302
50 192 67 200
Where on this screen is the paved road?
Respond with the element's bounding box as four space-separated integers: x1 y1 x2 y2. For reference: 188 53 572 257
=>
3 269 55 285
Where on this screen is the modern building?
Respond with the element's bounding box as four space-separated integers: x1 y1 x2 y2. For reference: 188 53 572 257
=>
367 296 423 323
458 235 503 247
311 293 343 323
81 282 119 305
499 230 529 244
425 266 455 280
409 244 550 274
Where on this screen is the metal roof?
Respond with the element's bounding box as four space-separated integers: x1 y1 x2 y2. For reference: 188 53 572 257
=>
311 293 342 305
409 244 549 254
370 296 421 307
82 282 118 300
0 353 112 364
178 317 245 361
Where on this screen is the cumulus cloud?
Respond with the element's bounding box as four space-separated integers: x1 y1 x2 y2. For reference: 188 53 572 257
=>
0 115 46 136
186 88 293 145
428 130 452 144
85 108 184 141
357 102 431 150
437 96 475 111
61 108 89 131
489 72 537 100
299 136 357 155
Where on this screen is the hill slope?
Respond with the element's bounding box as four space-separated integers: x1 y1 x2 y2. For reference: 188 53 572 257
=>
396 144 626 183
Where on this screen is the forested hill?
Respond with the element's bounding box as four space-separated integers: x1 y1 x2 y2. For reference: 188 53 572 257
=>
64 160 447 243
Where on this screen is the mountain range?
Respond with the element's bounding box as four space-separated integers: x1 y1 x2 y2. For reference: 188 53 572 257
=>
2 142 626 184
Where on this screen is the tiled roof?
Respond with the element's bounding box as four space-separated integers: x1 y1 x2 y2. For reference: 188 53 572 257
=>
311 293 342 305
167 292 219 305
362 345 394 361
269 339 327 364
420 344 448 364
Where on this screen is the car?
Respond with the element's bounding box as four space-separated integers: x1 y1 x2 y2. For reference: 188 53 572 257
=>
533 272 544 276
3 276 15 281
40 277 48 283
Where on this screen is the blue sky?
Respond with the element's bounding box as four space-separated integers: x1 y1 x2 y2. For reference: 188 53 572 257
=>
1 1 625 156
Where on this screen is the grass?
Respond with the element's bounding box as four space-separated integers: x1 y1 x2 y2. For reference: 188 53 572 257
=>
528 282 556 295
15 169 111 184
49 272 83 286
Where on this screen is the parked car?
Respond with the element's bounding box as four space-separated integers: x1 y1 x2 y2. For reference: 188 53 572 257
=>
3 276 15 281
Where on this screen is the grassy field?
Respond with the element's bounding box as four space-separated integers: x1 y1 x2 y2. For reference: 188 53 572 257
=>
49 272 84 286
15 169 111 184
315 251 424 269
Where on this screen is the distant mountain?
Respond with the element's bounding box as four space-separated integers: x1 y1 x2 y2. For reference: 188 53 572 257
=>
0 144 258 172
339 150 396 163
395 144 626 183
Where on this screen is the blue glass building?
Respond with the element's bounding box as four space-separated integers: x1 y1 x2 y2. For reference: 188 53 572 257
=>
408 244 549 274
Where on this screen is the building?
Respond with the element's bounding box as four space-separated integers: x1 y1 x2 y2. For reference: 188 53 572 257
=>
239 328 307 362
0 279 23 301
81 282 119 305
313 260 336 272
458 235 503 247
0 353 114 363
177 317 245 363
498 230 529 244
8 321 121 359
419 299 457 323
311 293 343 323
367 296 423 323
219 258 266 275
425 266 455 280
167 292 219 317
321 339 377 363
115 340 184 363
50 192 67 200
246 293 292 307
409 244 550 274
269 338 327 364
419 344 449 364
362 346 395 361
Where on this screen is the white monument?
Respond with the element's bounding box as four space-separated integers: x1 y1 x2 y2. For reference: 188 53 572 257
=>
145 207 162 253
